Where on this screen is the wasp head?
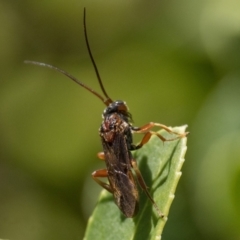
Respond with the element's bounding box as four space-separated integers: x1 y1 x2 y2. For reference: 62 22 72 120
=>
103 101 132 122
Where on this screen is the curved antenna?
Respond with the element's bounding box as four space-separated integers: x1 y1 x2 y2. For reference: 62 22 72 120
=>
83 8 112 105
24 60 106 103
24 9 114 106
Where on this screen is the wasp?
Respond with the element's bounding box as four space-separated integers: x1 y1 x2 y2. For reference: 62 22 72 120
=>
25 8 188 218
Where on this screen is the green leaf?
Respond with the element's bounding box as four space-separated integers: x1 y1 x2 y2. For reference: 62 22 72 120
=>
83 125 188 240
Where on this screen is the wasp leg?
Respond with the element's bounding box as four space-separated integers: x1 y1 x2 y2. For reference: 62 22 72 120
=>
133 122 188 136
131 158 164 218
132 122 188 149
92 169 113 193
97 152 105 160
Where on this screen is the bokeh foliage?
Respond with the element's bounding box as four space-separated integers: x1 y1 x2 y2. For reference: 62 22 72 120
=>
0 0 240 239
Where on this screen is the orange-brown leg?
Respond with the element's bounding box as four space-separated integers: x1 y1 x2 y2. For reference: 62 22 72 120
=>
132 122 188 149
97 152 105 160
92 169 113 193
133 122 188 136
131 158 164 218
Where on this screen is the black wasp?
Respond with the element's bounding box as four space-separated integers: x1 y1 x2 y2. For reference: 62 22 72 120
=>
25 8 188 218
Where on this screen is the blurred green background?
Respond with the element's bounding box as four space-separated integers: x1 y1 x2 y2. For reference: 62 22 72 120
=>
1 0 240 239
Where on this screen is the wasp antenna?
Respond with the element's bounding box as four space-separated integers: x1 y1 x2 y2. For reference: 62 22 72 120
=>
24 60 106 103
83 8 112 105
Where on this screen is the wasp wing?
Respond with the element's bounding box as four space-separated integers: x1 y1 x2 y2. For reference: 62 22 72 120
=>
101 132 139 217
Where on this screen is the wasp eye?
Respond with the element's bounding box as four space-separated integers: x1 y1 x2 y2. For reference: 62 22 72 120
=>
117 104 127 112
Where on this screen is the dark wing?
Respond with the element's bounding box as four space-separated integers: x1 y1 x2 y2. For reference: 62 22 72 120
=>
102 132 139 217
